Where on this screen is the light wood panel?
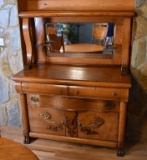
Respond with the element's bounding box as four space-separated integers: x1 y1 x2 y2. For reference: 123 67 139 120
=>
122 18 132 66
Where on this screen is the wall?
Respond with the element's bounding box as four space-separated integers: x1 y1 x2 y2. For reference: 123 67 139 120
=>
131 0 147 89
127 0 147 142
0 0 147 141
0 0 23 126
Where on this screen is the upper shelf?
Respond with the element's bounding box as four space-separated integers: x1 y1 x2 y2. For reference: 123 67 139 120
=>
18 11 135 18
18 0 135 17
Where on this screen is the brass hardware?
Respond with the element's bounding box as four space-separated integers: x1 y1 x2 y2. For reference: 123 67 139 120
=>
105 101 115 109
74 90 78 95
40 111 64 131
112 92 117 96
93 87 96 90
31 97 39 102
61 121 64 124
78 122 81 127
58 90 62 94
42 84 46 87
39 112 51 119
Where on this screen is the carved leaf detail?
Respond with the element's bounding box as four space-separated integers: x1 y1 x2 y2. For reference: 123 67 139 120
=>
90 117 104 128
40 111 64 131
65 115 77 137
79 117 104 135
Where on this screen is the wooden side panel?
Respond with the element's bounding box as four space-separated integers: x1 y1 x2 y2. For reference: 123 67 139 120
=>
113 21 123 64
122 18 132 66
17 0 135 12
34 18 47 62
115 22 123 46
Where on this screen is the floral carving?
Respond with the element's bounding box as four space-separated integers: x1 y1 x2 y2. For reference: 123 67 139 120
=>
40 111 64 131
65 115 77 137
79 117 104 135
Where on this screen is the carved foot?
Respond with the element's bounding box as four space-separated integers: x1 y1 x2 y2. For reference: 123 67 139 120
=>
24 63 32 70
24 136 30 144
117 148 124 157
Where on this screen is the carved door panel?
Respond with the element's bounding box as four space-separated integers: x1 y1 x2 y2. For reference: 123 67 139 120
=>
28 105 65 136
78 111 119 141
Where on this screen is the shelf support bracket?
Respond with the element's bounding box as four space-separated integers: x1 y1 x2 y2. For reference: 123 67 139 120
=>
22 18 33 69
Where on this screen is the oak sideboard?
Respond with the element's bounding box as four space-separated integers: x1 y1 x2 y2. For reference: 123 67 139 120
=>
13 0 135 156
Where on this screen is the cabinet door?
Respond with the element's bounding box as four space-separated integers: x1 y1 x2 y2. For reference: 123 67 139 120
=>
28 105 65 136
78 111 119 141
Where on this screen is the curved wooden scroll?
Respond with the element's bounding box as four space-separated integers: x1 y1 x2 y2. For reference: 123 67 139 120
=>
22 18 33 69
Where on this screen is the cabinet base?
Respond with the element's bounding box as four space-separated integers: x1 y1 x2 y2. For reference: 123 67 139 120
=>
24 133 125 156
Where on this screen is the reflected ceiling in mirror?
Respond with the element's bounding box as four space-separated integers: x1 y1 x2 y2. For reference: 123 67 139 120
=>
45 23 115 56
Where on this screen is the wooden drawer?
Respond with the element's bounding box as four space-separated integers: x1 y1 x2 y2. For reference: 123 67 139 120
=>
22 82 67 95
52 97 120 112
27 94 120 112
28 105 65 136
69 86 121 100
78 111 119 141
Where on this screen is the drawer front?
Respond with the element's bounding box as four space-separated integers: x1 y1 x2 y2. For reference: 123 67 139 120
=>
78 111 119 141
27 94 120 112
22 82 67 95
28 105 65 136
52 97 120 112
69 86 121 99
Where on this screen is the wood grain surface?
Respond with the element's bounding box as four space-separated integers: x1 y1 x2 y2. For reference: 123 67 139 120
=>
0 137 38 160
17 0 135 12
13 63 131 88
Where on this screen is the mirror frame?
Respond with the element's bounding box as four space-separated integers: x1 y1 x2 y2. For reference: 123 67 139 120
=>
33 16 124 65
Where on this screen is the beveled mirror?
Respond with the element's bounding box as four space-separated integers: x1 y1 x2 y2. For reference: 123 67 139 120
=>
45 22 115 56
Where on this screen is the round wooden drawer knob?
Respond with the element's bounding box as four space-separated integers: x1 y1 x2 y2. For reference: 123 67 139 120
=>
112 92 117 96
58 90 62 94
75 90 78 95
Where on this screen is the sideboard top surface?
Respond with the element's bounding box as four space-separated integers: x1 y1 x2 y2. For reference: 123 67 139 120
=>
13 64 131 88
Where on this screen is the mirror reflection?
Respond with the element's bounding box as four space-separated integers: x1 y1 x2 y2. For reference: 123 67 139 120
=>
45 23 115 55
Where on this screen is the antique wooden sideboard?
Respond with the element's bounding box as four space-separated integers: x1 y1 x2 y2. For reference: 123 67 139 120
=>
13 0 135 157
